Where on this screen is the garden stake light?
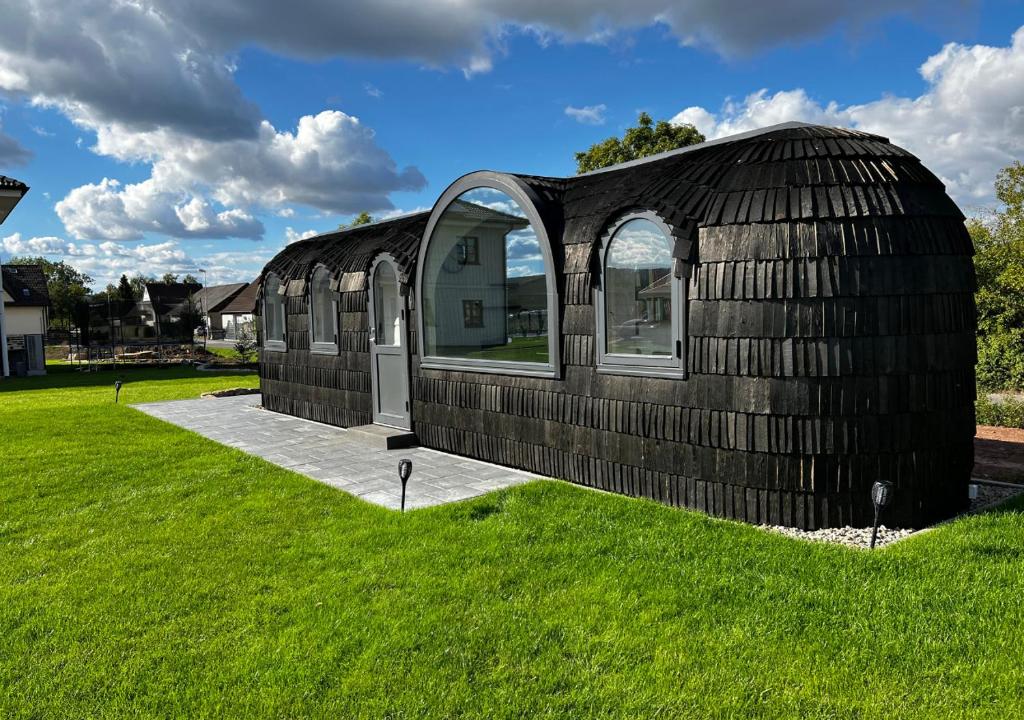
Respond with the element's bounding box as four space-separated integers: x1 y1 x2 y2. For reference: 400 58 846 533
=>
869 481 894 550
398 459 412 512
114 380 123 404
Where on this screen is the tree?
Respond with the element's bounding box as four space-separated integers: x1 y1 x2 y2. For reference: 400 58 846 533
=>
182 273 200 285
574 112 705 174
161 272 179 284
233 326 257 363
129 273 153 300
339 211 373 230
7 256 93 331
971 160 1024 391
117 274 134 302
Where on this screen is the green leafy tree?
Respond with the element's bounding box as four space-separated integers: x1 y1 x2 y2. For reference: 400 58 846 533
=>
161 272 179 284
971 161 1024 391
7 256 93 331
339 211 373 230
117 274 134 302
182 273 200 285
129 273 153 300
574 112 705 174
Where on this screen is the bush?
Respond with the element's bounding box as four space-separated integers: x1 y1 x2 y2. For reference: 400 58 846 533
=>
976 394 1024 429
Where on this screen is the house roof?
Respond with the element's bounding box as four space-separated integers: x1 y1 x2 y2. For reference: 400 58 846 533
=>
220 279 260 314
0 175 29 192
2 264 49 307
192 283 247 314
262 123 965 296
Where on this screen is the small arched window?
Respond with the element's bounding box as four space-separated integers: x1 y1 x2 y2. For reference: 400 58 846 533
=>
596 212 686 377
308 266 338 354
262 272 287 352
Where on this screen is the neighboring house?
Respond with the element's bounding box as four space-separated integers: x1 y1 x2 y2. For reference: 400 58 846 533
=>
256 122 976 532
140 282 202 341
192 283 247 339
0 174 31 378
219 280 259 340
1 264 50 376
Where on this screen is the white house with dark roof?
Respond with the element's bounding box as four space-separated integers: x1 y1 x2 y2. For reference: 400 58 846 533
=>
1 264 49 376
0 174 32 378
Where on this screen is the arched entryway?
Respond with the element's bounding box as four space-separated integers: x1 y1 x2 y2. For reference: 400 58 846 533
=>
368 253 411 430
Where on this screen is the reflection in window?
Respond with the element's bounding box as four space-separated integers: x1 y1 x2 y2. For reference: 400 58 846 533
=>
422 187 549 365
604 218 673 357
263 273 286 348
309 266 336 348
462 299 483 328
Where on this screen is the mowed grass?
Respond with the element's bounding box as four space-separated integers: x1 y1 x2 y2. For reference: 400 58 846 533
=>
2 368 1024 718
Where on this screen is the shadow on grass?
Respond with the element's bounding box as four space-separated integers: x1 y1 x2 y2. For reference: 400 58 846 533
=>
0 364 257 394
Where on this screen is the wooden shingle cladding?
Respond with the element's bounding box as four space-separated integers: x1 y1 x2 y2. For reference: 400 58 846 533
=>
259 212 428 428
258 123 976 530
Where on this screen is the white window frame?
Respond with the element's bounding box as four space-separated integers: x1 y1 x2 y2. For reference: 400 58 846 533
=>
415 171 560 379
262 272 287 352
307 264 339 355
595 210 687 378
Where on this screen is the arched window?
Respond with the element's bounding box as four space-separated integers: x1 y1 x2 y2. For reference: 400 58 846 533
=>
596 212 686 377
418 175 558 377
262 272 287 352
308 266 338 354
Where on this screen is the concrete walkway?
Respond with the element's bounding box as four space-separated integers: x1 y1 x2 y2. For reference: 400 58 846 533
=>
132 394 534 510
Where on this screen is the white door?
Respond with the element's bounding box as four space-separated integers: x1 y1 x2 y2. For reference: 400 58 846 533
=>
368 257 411 429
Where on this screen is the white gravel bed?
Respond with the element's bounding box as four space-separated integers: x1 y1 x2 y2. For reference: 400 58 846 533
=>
761 481 1023 549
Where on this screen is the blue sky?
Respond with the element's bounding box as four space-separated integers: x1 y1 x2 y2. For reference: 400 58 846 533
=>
1 0 1022 288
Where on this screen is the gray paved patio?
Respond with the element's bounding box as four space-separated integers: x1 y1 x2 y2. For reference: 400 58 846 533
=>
131 394 534 510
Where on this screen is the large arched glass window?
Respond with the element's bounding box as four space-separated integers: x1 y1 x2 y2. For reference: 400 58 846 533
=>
419 179 557 376
262 272 287 352
308 266 338 354
596 213 686 377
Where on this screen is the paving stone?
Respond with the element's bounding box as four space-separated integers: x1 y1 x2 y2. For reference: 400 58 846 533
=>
132 394 535 510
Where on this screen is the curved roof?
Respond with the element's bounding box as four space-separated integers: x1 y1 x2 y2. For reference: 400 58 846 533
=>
262 122 965 289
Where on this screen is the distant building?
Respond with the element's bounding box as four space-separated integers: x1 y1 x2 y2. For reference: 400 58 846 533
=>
191 283 247 339
1 264 49 376
0 174 32 378
218 280 259 340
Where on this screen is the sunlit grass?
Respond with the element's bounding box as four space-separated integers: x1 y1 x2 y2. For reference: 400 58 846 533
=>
2 366 1023 718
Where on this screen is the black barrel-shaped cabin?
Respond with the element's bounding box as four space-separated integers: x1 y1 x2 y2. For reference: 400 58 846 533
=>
258 122 976 529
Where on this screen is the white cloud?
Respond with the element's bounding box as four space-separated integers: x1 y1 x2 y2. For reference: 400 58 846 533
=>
364 83 383 99
285 227 319 244
53 110 424 241
672 26 1024 207
55 178 264 242
565 104 608 125
2 232 267 287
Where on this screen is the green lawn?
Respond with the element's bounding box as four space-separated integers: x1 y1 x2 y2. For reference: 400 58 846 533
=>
2 367 1024 718
464 335 549 362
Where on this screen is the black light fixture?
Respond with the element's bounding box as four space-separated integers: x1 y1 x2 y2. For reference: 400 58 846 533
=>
398 459 412 512
869 480 894 549
114 379 123 403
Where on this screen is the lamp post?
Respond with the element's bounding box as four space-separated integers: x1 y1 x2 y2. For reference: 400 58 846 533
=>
398 459 412 512
869 481 894 550
198 268 208 350
114 379 123 403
